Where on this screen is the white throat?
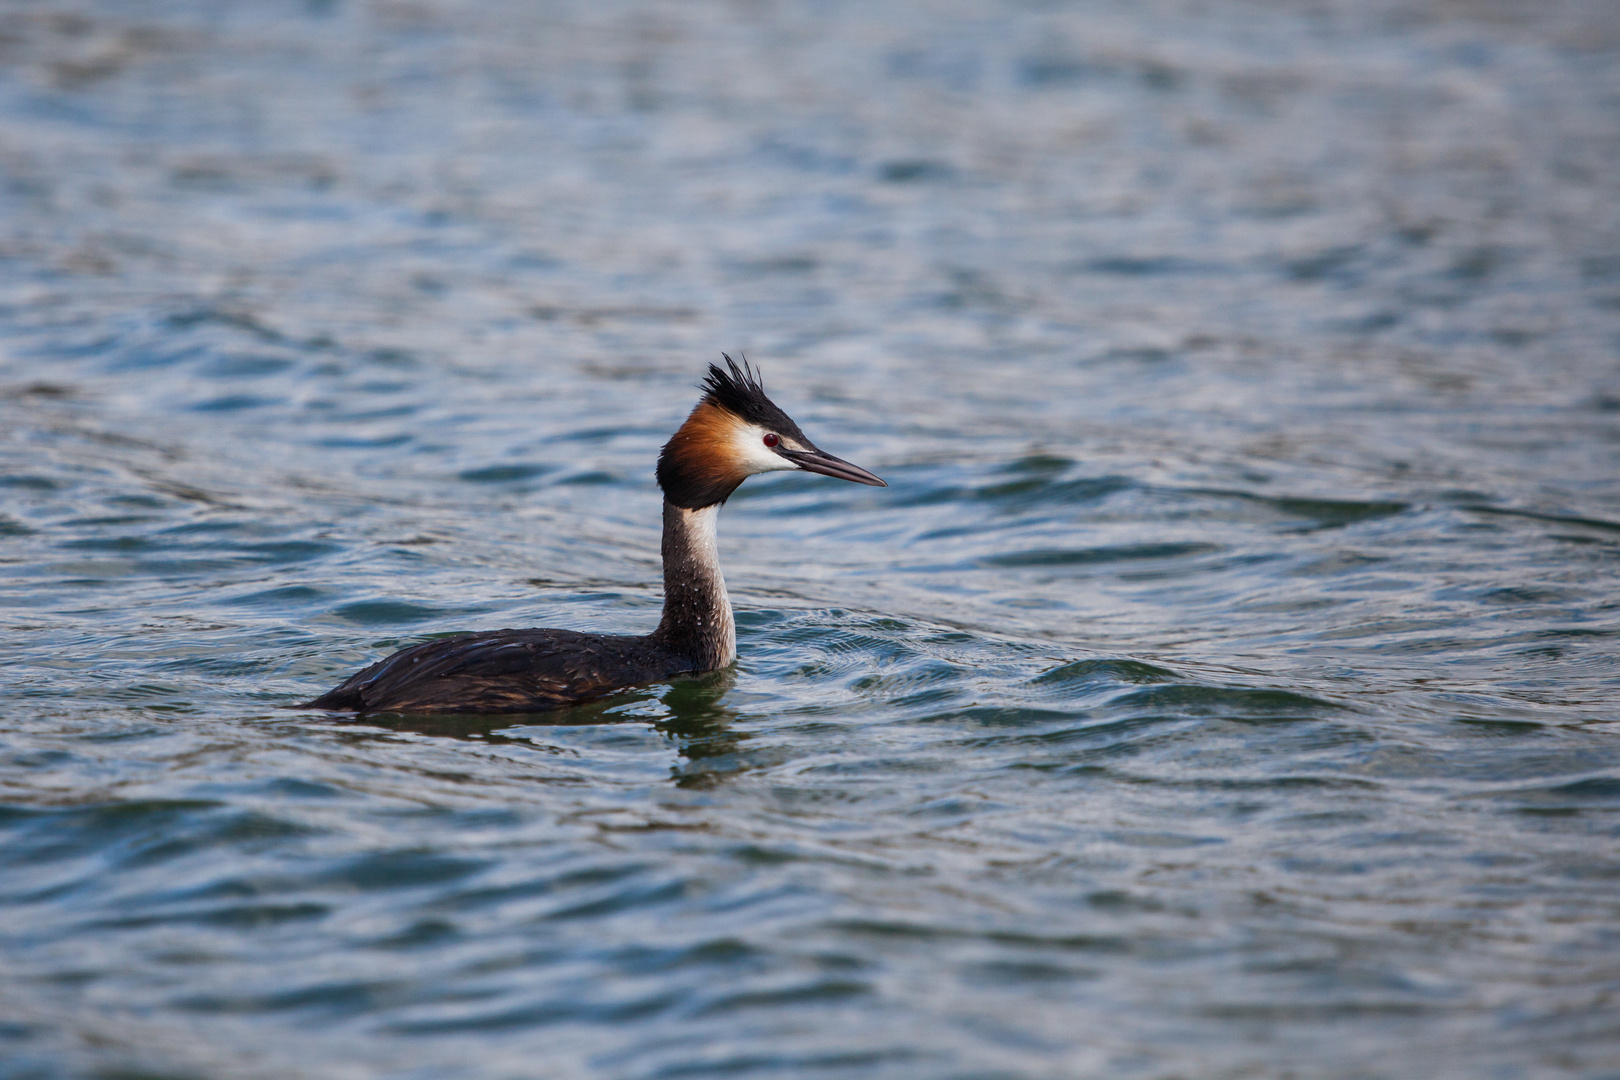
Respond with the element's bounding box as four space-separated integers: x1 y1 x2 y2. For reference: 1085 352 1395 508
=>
685 506 736 665
656 502 736 669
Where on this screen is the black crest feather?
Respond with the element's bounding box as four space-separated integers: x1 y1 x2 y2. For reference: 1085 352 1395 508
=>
701 354 801 435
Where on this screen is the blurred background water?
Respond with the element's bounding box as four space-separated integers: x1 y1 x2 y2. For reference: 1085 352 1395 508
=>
2 1 1619 1077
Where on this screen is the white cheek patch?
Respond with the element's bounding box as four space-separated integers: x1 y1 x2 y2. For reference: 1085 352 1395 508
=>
730 423 802 475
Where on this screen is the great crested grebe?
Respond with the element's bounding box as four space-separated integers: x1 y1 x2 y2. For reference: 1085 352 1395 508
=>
299 356 886 715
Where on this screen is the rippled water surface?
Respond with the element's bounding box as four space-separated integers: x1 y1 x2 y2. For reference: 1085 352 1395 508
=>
3 1 1620 1077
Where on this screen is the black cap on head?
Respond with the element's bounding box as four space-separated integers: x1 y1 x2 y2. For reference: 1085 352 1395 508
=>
701 354 809 443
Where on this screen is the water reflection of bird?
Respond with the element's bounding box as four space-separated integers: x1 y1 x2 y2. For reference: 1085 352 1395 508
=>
299 356 885 715
344 672 749 788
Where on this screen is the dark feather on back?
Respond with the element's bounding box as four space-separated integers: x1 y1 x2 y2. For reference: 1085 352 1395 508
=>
298 628 695 714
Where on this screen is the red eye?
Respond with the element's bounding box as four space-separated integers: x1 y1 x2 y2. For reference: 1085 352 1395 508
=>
762 433 779 447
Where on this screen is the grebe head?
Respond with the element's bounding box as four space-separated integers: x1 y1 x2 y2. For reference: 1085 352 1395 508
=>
657 354 887 509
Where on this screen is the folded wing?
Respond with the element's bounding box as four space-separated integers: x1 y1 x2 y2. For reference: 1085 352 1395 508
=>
300 629 681 714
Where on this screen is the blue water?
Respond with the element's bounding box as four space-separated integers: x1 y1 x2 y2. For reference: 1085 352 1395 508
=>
3 1 1619 1077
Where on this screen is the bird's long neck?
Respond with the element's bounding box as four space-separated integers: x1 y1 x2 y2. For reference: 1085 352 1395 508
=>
651 500 736 671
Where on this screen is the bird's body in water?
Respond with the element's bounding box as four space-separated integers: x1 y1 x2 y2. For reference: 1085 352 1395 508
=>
299 357 885 715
